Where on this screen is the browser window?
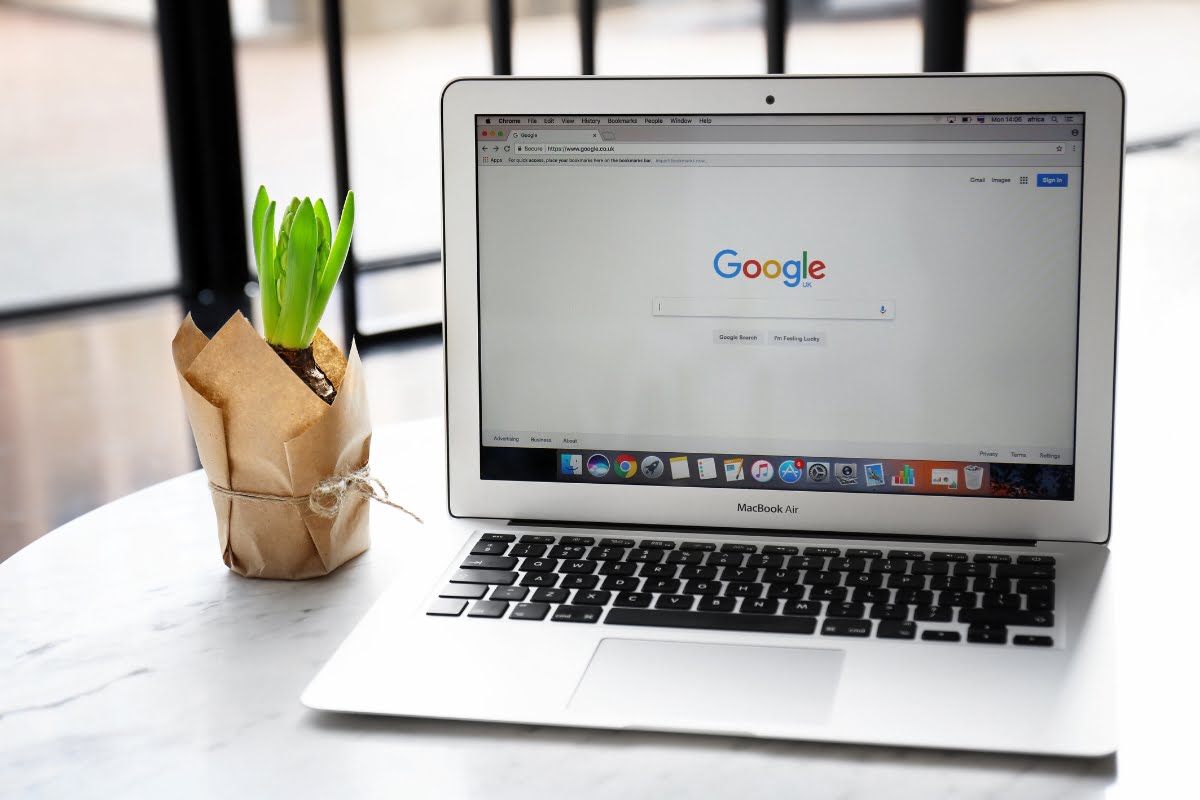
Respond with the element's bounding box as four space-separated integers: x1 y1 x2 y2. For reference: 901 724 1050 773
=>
475 112 1085 500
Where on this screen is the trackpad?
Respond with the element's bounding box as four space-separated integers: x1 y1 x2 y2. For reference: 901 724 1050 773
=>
568 638 843 727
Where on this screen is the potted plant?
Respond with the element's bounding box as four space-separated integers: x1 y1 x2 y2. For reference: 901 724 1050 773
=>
170 186 417 579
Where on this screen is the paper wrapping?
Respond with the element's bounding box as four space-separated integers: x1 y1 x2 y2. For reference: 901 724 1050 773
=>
171 312 371 579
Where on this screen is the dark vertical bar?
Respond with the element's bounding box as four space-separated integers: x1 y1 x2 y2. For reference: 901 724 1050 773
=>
765 0 788 74
321 0 358 348
921 0 970 73
578 0 596 75
489 0 513 75
155 0 249 336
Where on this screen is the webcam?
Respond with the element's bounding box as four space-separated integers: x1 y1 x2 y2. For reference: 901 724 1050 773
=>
765 95 775 105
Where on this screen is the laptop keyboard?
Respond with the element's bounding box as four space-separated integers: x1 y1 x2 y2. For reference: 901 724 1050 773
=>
427 533 1057 647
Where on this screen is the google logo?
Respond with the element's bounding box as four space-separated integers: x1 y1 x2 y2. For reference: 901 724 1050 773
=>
713 248 826 288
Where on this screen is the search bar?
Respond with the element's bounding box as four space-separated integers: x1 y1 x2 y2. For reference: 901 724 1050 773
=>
515 142 1066 155
652 297 895 320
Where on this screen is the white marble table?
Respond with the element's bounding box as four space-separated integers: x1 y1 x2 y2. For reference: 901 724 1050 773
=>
1 415 1195 799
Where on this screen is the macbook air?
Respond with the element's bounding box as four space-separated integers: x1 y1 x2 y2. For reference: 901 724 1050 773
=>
304 74 1124 756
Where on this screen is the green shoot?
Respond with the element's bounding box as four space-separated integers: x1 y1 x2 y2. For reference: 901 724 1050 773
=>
251 186 354 350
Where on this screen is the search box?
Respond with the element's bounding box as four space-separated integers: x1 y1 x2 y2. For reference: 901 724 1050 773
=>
653 297 895 320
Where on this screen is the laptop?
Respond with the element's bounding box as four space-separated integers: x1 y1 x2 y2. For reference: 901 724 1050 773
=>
303 74 1124 756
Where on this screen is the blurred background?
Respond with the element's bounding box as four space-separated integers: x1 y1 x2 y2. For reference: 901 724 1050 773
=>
1 0 1196 561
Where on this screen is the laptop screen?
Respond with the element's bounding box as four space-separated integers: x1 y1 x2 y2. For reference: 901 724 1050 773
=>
474 111 1084 501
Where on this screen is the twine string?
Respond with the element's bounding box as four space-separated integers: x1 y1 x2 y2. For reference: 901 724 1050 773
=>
207 465 422 523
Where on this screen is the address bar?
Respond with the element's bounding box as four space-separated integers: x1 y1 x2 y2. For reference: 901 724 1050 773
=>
516 141 1066 155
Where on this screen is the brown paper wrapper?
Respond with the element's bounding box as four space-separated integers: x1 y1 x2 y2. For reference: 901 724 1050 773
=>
171 312 371 579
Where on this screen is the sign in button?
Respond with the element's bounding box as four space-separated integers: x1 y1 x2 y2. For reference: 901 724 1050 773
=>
1037 173 1069 187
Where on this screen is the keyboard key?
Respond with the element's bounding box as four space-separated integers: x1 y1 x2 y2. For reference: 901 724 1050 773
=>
532 587 570 603
460 555 518 570
869 559 906 574
627 549 663 564
887 550 926 560
912 561 948 575
614 592 652 608
697 596 737 612
967 625 1007 644
560 575 600 590
451 569 517 586
726 582 764 599
573 590 612 606
740 598 779 614
788 556 825 570
914 605 953 622
643 578 682 594
606 608 816 634
490 586 528 601
895 589 934 606
560 536 595 546
930 576 969 591
601 575 640 592
519 535 556 544
721 543 758 553
1026 591 1055 611
851 587 890 604
599 561 636 576
845 572 884 588
438 584 487 599
680 565 718 580
783 599 822 616
1017 579 1054 594
973 577 1011 593
467 600 508 618
826 602 865 618
520 572 559 587
680 541 717 551
509 544 547 558
959 609 1054 627
809 586 849 602
972 553 1011 564
762 545 800 555
510 602 550 620
520 557 558 573
666 550 704 565
426 598 467 616
707 552 744 567
552 605 601 623
821 619 872 637
937 591 977 608
877 620 917 639
921 629 961 642
888 574 926 590
997 564 1056 580
763 568 801 584
561 560 598 574
953 563 991 577
1014 635 1054 647
655 594 694 610
804 547 841 557
1017 555 1056 566
828 557 866 572
640 539 676 549
802 570 842 586
549 545 587 559
720 566 758 582
588 547 625 561
640 563 678 579
931 551 968 562
747 554 784 568
767 583 806 599
599 538 635 547
869 603 910 621
683 579 722 595
981 592 1021 609
479 532 516 542
470 541 509 556
846 548 883 558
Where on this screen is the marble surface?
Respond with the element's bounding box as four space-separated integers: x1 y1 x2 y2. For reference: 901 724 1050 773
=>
0 416 1195 799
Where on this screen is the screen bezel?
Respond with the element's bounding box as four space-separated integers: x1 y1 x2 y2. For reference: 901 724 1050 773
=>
442 74 1123 544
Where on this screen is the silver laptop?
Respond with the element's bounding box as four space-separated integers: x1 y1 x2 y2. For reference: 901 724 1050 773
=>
304 74 1124 756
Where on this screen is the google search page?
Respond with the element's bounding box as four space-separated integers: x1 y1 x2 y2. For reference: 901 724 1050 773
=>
475 113 1084 500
